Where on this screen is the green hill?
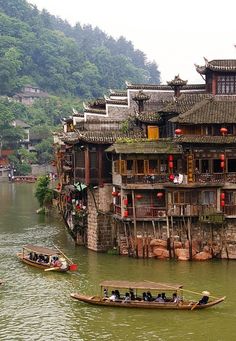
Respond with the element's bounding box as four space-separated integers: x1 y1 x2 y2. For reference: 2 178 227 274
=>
0 0 160 98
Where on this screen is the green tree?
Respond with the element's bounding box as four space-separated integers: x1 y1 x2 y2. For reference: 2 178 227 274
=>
35 175 52 208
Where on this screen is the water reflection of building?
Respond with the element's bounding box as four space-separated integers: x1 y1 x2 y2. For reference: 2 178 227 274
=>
54 58 236 261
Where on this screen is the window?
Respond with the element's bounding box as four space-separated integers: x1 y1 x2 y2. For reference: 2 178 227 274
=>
217 75 236 94
213 159 223 173
201 191 215 205
228 159 236 172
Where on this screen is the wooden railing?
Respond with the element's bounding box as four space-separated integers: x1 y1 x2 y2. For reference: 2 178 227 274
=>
113 205 166 218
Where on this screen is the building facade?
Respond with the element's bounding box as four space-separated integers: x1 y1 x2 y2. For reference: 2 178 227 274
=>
54 58 236 260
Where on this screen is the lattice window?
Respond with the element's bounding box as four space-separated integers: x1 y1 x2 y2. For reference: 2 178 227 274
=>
217 75 236 94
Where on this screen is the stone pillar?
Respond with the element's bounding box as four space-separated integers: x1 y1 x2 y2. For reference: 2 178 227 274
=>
87 184 113 251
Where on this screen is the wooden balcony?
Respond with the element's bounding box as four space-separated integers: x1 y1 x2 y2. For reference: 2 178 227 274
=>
114 205 166 219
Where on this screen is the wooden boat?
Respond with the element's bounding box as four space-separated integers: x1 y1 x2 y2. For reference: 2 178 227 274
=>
17 244 78 273
71 280 225 310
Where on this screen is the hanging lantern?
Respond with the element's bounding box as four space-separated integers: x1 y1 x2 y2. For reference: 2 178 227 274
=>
220 200 225 207
169 161 174 169
220 154 225 161
169 174 174 181
112 191 118 197
168 155 173 161
220 161 225 169
175 129 182 135
220 192 225 200
123 198 128 206
157 192 164 198
135 194 143 200
220 127 228 135
123 210 129 217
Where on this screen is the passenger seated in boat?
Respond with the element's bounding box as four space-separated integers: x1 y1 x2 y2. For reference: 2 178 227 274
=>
172 293 181 303
44 255 49 263
33 253 38 261
114 290 120 300
37 254 45 263
103 288 108 298
59 258 68 270
198 291 210 305
142 292 148 301
129 289 135 300
155 294 165 303
161 293 167 301
109 291 117 301
29 252 33 260
124 292 131 302
147 291 153 301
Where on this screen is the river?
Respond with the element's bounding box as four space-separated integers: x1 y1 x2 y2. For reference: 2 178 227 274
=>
0 182 235 341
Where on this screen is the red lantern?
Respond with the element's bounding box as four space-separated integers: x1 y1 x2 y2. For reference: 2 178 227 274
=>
220 161 225 169
135 194 143 200
220 127 228 135
157 192 164 198
168 155 173 161
169 174 174 181
221 200 225 207
123 198 128 206
112 191 118 197
175 129 182 135
220 154 225 161
123 210 129 217
220 192 225 200
169 161 174 169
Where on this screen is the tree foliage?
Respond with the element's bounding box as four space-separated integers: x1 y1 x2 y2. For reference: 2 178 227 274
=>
35 175 52 208
0 0 160 98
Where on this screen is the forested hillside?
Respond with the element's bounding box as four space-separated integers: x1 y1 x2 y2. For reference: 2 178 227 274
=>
0 0 160 98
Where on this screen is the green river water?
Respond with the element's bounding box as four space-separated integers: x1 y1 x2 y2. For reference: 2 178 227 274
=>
0 182 235 341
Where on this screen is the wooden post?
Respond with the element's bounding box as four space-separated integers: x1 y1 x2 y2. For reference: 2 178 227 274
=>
132 190 138 258
166 216 172 259
187 217 192 260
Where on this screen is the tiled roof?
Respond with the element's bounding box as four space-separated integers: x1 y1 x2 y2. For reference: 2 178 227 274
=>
61 129 145 144
126 82 205 91
105 98 128 105
109 90 127 97
132 90 151 101
78 129 145 144
106 138 182 154
196 59 236 74
84 108 106 115
174 135 236 144
171 97 236 124
161 93 212 114
137 112 162 123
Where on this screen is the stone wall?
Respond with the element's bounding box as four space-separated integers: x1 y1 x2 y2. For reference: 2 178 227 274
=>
87 184 114 251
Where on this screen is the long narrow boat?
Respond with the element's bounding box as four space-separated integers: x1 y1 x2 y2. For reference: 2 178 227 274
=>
71 280 225 310
17 244 78 273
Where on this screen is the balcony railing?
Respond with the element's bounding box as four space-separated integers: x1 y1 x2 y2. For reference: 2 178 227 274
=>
223 205 236 216
114 205 166 218
122 174 170 185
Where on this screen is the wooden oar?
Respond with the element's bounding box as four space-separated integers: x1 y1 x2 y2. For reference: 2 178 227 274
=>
191 302 199 310
44 267 60 272
53 244 73 265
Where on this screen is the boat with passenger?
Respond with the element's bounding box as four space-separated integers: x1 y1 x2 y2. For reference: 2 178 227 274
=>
71 280 225 310
17 244 78 273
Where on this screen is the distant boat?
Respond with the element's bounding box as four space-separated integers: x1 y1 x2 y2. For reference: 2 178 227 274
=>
71 280 225 310
17 244 78 273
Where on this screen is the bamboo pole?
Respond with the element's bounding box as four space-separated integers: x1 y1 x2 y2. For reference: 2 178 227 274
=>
144 280 221 299
53 244 73 265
